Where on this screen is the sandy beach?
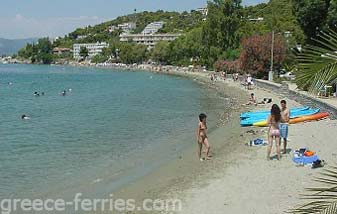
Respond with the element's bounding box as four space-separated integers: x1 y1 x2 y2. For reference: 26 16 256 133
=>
171 78 337 214
109 70 337 214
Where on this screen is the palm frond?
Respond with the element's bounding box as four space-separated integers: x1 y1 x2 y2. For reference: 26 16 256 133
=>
289 167 337 214
295 27 337 94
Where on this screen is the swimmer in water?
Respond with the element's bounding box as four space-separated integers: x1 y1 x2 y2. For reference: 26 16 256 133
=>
34 92 40 96
61 90 66 96
21 114 30 120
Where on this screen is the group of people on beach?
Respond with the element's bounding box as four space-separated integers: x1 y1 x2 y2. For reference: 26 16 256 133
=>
196 98 290 162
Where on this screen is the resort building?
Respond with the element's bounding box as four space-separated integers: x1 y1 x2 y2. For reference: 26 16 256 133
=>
109 22 136 33
141 22 165 34
120 33 181 49
195 7 208 16
52 47 71 55
73 42 109 59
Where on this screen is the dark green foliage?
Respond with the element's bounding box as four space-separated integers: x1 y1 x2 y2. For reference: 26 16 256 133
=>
18 38 53 64
202 0 242 67
293 0 330 40
79 47 89 59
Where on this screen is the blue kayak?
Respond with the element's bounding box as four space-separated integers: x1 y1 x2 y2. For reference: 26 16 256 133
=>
240 106 309 119
240 108 320 126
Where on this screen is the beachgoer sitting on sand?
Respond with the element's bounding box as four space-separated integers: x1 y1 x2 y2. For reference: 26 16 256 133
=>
244 93 257 106
197 113 211 161
21 114 30 120
280 100 290 154
266 104 282 160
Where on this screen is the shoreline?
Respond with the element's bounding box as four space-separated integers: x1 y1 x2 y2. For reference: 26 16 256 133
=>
99 69 251 212
4 63 337 213
169 78 337 214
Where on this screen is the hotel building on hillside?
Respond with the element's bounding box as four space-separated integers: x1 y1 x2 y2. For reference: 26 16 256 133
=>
141 22 165 34
109 22 136 33
195 7 208 16
73 42 109 59
120 33 181 49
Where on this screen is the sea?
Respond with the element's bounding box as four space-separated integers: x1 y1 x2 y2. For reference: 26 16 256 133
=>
0 64 226 201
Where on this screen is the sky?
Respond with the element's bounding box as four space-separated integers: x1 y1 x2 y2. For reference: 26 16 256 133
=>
0 0 267 39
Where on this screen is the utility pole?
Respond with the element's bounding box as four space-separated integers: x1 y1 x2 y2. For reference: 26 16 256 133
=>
269 31 274 81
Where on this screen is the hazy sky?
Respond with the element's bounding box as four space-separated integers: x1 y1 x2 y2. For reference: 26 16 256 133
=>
0 0 267 39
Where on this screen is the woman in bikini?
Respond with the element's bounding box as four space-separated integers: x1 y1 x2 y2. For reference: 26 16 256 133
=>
197 113 211 161
266 104 282 160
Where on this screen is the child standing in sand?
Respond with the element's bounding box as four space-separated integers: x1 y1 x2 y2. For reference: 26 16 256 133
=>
197 113 211 161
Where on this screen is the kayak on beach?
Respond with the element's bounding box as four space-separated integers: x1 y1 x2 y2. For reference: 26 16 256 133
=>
240 108 320 126
240 106 309 119
253 112 330 127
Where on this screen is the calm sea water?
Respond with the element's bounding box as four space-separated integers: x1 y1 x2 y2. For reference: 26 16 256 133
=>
0 64 224 200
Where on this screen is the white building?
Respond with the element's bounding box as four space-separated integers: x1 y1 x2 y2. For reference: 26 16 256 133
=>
141 22 165 34
109 22 136 33
73 42 109 59
76 35 88 40
118 22 136 32
196 7 208 16
108 26 118 32
248 17 264 22
120 33 181 49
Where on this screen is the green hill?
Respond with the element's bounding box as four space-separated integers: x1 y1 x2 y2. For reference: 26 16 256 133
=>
53 10 205 49
242 0 305 44
18 0 305 67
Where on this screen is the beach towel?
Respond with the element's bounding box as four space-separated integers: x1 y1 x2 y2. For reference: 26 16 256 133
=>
292 154 319 165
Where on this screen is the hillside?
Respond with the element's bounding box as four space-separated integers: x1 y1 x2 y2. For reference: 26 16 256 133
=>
0 38 38 55
242 0 304 43
18 0 305 69
54 10 205 48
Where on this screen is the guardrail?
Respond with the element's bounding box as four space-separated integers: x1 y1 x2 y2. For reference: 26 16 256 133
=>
255 79 337 119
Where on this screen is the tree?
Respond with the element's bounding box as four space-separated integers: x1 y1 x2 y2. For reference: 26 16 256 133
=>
239 33 286 77
150 41 170 64
327 0 337 27
202 0 242 67
166 27 204 65
214 59 241 73
79 47 89 59
293 0 330 40
91 54 108 63
119 43 148 64
36 38 53 64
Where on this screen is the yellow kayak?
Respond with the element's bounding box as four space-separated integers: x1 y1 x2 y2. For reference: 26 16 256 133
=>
253 112 329 127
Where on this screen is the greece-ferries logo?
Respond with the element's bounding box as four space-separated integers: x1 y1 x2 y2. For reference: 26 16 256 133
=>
0 193 182 213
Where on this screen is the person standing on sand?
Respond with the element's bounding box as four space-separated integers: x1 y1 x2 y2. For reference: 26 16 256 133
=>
267 104 282 160
197 113 211 161
280 100 290 154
